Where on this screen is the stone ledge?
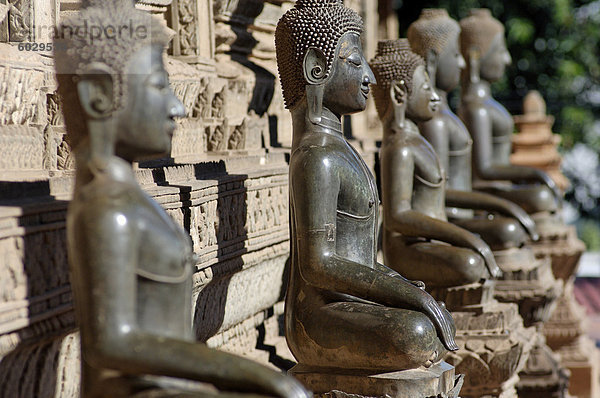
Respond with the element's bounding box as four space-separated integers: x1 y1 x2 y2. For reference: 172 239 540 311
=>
290 362 460 398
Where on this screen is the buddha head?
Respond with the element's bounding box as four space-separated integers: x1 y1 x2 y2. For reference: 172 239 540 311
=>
370 39 439 124
460 9 511 83
275 0 375 122
407 9 465 93
54 0 184 162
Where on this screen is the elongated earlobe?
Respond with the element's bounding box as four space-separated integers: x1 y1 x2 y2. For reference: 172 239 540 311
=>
306 84 324 124
468 47 481 84
426 49 438 89
390 79 407 129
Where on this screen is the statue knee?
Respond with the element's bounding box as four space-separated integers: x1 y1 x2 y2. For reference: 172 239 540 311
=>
530 186 557 213
496 219 527 248
460 252 486 283
389 315 442 367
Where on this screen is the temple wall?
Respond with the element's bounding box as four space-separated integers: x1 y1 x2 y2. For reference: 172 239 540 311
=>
0 0 390 396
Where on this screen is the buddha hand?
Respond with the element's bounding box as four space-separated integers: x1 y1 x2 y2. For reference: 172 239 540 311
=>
420 291 459 351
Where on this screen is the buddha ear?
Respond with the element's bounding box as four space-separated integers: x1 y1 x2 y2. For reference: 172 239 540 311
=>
303 47 328 124
303 47 328 85
390 79 407 128
390 79 408 107
76 62 115 120
426 49 438 88
468 46 481 83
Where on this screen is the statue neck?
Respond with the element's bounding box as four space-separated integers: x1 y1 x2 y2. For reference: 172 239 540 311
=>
74 121 136 191
316 108 343 134
291 101 343 149
388 114 419 138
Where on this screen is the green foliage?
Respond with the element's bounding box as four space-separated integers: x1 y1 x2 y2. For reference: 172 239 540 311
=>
396 0 600 152
579 218 600 251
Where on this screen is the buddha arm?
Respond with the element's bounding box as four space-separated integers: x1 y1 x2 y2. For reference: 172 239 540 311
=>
72 208 308 398
381 146 500 278
465 104 562 203
445 189 539 240
291 149 457 350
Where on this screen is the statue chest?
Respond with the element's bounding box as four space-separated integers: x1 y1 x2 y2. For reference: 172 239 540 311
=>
135 198 195 340
335 144 379 265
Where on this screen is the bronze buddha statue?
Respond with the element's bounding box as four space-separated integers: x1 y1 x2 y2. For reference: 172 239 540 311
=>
275 0 457 372
406 9 538 251
458 9 562 217
371 39 501 288
56 1 310 397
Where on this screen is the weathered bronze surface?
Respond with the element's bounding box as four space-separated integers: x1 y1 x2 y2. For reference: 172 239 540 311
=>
56 1 310 397
275 0 457 372
407 9 538 251
371 39 501 288
458 9 561 214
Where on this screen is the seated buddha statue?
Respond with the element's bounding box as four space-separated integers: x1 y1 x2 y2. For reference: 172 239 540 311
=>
56 1 309 397
458 9 562 217
275 0 458 372
406 9 538 251
370 39 501 289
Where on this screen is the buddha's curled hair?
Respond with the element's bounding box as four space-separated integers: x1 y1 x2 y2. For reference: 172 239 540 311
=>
275 0 363 109
369 39 425 119
459 9 504 59
407 9 460 59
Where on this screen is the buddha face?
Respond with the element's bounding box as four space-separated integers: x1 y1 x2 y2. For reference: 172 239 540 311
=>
406 65 440 122
323 32 376 116
479 33 511 82
436 31 465 92
116 45 185 160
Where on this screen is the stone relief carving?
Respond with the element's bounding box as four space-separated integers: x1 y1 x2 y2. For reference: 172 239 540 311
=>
177 0 197 55
211 88 225 118
169 0 214 62
7 0 30 42
228 119 245 150
205 122 226 152
46 93 64 126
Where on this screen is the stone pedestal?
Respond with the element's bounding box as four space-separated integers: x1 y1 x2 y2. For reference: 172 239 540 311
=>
493 246 562 326
516 333 570 398
430 282 535 398
543 281 600 398
490 231 576 397
527 213 598 398
289 362 462 398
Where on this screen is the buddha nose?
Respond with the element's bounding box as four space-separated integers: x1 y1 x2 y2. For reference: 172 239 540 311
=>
504 51 512 66
169 93 186 118
431 89 441 103
364 63 377 86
